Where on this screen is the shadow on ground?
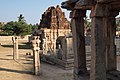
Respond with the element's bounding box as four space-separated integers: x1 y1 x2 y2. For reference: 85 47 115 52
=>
0 58 13 61
0 67 32 74
1 43 31 49
1 45 13 48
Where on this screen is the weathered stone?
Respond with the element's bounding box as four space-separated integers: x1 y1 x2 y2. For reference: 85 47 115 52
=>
105 16 117 71
90 4 111 17
32 36 41 75
95 0 117 3
61 0 120 80
76 0 94 6
41 29 71 56
40 5 70 29
90 17 107 80
71 10 87 80
70 10 86 18
12 36 19 60
90 4 110 80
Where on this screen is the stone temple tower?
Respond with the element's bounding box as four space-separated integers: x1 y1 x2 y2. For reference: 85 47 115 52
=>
39 5 70 29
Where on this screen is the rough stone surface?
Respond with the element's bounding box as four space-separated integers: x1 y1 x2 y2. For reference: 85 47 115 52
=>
12 36 19 60
31 36 41 75
39 5 70 29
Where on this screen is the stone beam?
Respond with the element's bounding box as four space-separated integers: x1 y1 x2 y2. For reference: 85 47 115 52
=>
95 0 118 3
61 1 74 10
75 0 94 9
69 0 78 4
62 0 120 10
111 1 120 11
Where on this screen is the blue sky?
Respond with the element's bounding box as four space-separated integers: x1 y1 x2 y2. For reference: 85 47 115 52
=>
0 0 69 24
0 0 119 24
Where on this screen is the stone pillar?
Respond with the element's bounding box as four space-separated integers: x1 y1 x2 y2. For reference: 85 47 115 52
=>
70 10 87 80
105 11 119 71
12 36 19 60
90 4 112 80
32 36 40 75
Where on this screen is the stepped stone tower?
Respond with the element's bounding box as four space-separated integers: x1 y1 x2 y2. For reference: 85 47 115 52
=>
39 5 70 29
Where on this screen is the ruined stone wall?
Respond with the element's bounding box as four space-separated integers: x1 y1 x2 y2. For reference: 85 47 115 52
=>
39 5 70 29
41 29 71 56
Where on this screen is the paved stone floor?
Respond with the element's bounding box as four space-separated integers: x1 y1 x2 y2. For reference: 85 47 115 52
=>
0 42 73 80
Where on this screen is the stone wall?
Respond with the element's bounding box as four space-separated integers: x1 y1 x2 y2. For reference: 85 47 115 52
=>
41 29 71 56
0 35 31 42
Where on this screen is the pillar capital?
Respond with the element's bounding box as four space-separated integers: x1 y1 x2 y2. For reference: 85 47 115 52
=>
90 4 112 18
70 10 86 18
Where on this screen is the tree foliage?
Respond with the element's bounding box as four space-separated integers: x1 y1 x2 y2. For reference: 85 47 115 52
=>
0 14 38 36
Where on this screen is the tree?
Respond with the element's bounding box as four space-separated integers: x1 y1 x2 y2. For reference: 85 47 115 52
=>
2 21 15 35
0 14 38 36
18 14 25 22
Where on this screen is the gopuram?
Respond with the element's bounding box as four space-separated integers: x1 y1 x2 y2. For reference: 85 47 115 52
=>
61 0 120 80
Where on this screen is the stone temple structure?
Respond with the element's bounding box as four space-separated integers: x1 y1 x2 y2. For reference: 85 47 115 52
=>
38 5 74 69
61 0 120 80
39 5 70 29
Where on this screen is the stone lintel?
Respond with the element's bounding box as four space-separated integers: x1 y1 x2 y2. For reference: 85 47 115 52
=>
75 0 95 7
110 10 119 17
69 0 78 4
95 0 117 3
61 1 74 10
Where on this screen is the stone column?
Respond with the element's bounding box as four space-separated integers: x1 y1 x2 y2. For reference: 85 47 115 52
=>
12 36 19 60
70 10 87 80
32 36 40 75
106 11 119 71
90 4 112 80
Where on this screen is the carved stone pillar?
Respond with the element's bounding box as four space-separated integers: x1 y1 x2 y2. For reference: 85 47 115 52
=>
106 14 117 71
12 36 19 60
32 36 40 75
105 11 119 71
70 10 87 80
90 4 113 80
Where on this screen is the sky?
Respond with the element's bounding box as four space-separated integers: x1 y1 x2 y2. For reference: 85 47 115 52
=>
0 0 119 25
0 0 70 24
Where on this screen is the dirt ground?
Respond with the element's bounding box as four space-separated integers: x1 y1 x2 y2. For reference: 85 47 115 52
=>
0 40 73 80
0 39 120 80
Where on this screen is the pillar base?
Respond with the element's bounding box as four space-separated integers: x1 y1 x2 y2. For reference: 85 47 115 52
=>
107 70 120 80
74 70 89 80
74 70 120 80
